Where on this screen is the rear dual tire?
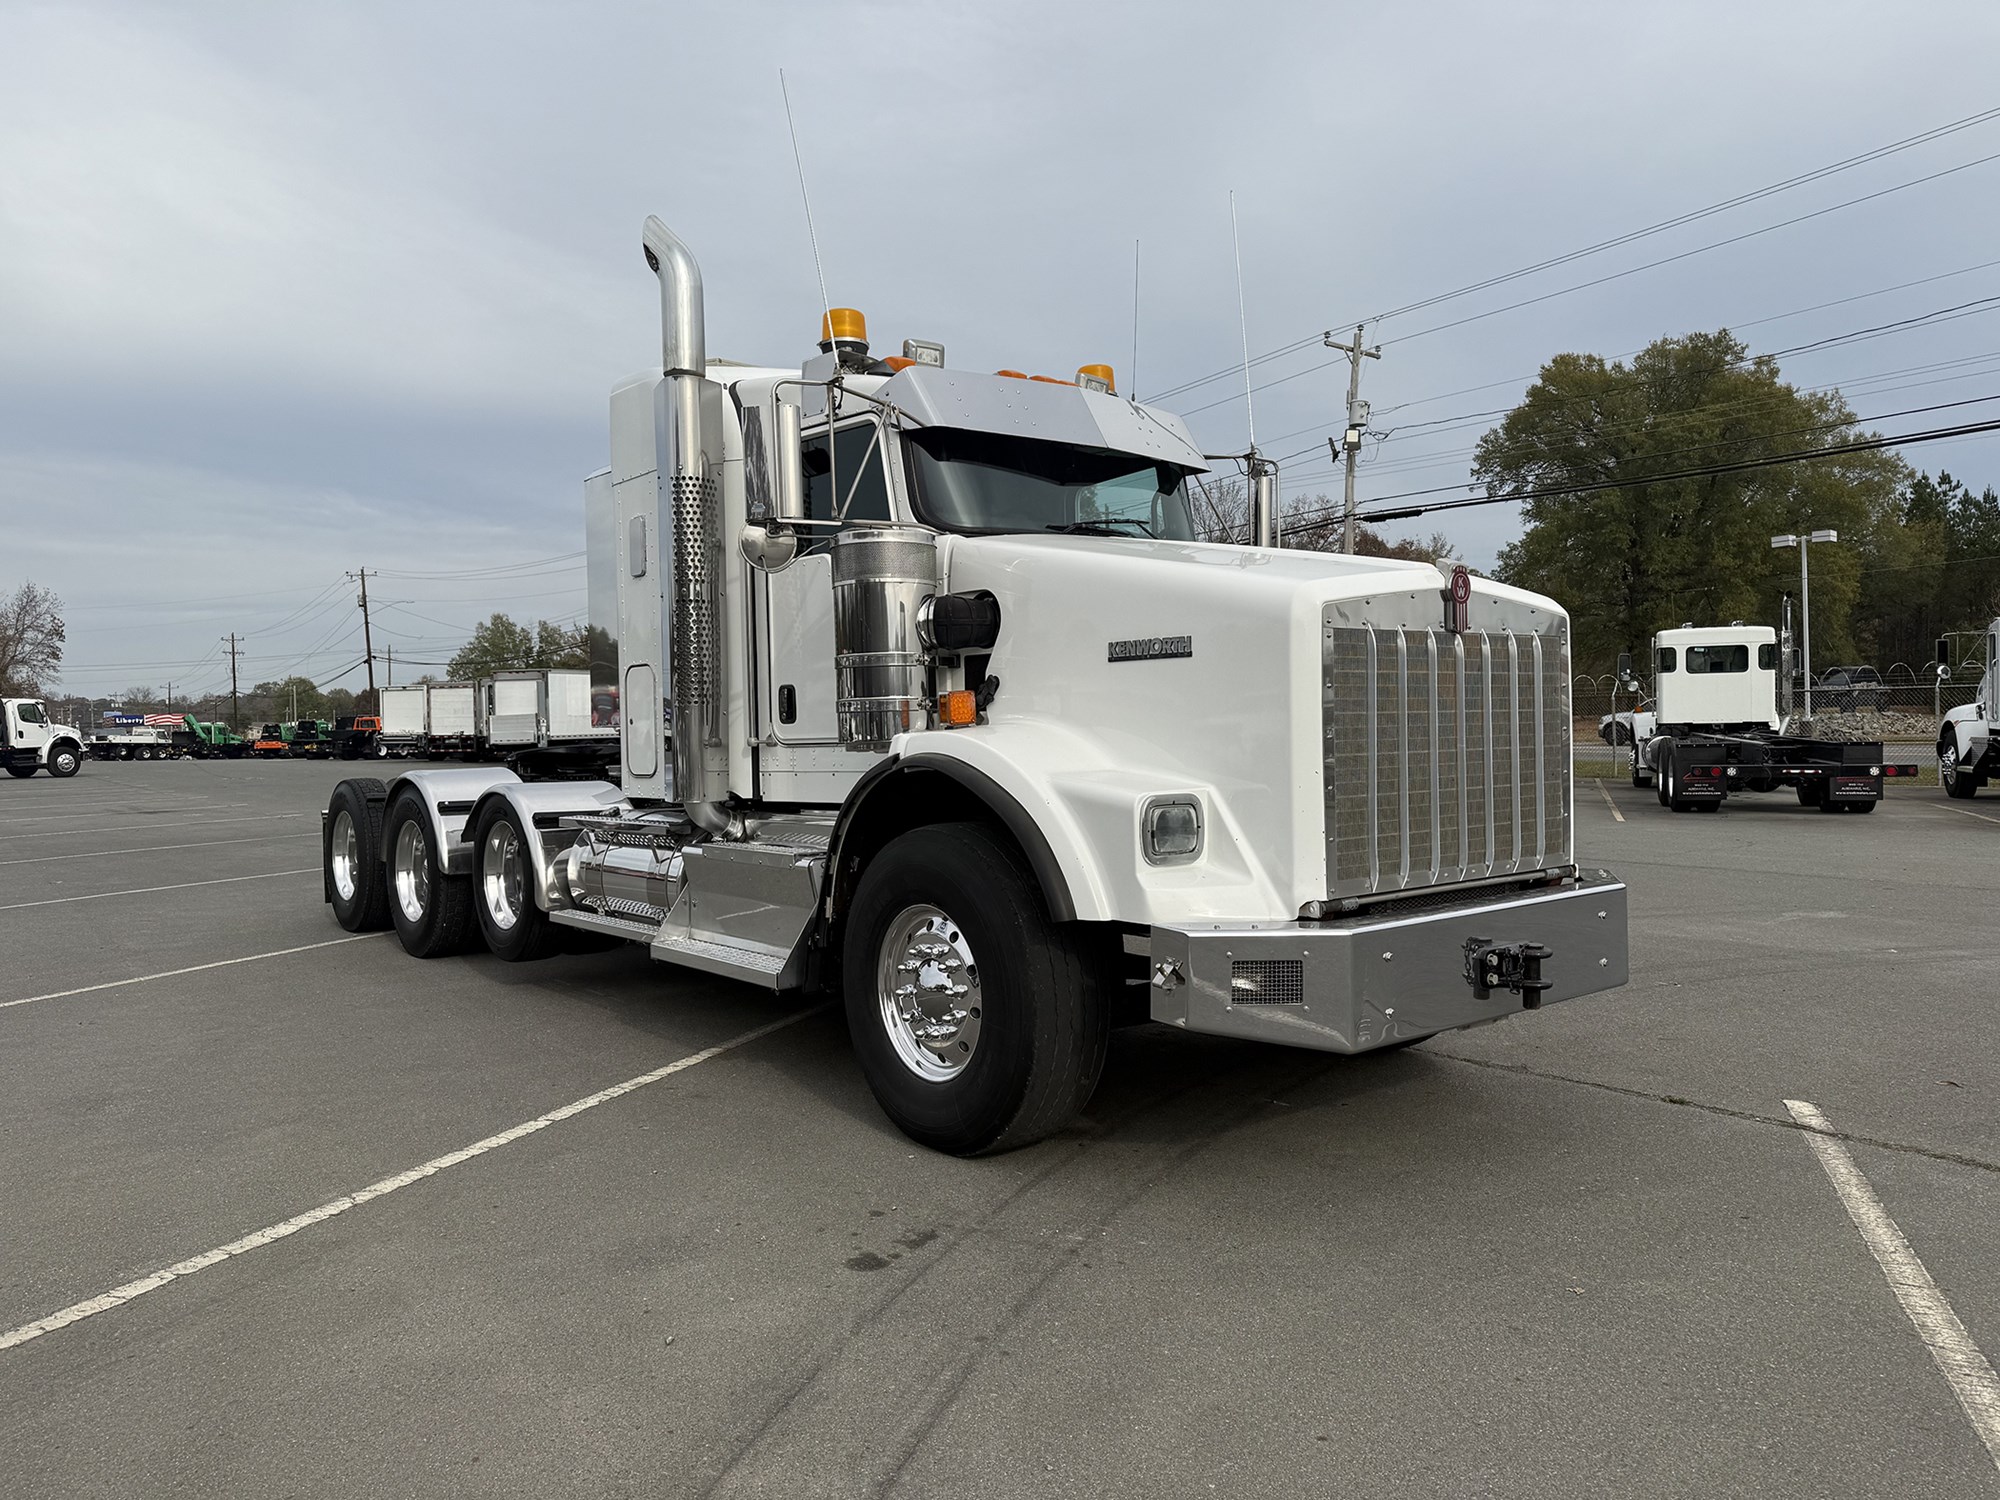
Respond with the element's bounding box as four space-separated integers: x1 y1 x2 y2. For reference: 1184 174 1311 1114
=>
385 791 475 957
326 778 391 932
471 801 560 962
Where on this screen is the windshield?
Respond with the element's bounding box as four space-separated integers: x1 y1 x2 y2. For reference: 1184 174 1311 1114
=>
905 428 1198 540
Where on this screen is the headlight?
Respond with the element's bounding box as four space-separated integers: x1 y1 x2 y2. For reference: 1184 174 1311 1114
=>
1143 797 1202 865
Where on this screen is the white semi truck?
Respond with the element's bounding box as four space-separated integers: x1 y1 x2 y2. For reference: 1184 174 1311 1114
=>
376 685 430 757
1627 625 1915 812
1940 620 2000 797
1 698 85 778
319 216 1629 1154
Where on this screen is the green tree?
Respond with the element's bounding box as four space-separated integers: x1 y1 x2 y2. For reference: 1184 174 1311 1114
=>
448 614 535 679
532 619 589 670
1484 331 1907 672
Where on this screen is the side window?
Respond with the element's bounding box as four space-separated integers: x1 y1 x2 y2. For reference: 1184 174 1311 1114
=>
1757 643 1776 671
1656 647 1677 674
802 421 892 526
19 702 46 725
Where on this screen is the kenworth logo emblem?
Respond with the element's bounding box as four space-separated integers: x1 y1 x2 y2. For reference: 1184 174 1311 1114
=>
1107 635 1193 663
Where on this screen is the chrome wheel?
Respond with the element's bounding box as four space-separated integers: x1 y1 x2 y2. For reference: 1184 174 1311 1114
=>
482 821 525 932
330 810 360 901
392 820 429 923
1941 742 1958 786
876 905 983 1083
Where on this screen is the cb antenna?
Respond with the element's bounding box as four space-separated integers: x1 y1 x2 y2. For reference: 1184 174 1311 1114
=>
1229 191 1256 450
1130 238 1141 401
779 69 834 342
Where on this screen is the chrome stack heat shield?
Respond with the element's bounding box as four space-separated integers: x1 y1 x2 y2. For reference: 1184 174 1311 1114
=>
832 526 938 750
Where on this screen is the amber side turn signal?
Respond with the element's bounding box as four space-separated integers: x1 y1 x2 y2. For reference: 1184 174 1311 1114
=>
937 690 978 728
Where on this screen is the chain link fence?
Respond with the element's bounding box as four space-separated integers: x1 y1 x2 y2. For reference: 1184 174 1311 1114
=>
1570 669 1969 786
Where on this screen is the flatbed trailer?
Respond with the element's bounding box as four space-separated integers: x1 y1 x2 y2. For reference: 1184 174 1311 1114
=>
87 729 182 760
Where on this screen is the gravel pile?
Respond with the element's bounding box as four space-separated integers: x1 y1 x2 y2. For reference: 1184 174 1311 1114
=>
1790 709 1940 742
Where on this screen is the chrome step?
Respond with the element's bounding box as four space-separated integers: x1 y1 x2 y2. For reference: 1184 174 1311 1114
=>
649 931 790 987
550 907 660 942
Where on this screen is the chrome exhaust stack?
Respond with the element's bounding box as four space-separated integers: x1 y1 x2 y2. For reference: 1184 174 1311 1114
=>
641 216 737 836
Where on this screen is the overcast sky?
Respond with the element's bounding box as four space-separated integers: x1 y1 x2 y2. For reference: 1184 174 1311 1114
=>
7 0 2000 702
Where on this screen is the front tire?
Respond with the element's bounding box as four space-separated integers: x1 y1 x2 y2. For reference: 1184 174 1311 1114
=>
385 792 474 957
47 744 82 778
324 778 390 931
470 801 559 961
1942 737 1977 799
842 821 1108 1156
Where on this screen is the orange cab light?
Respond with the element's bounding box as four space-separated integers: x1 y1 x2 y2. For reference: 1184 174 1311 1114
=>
937 690 978 728
995 369 1028 379
882 355 917 371
1076 363 1116 394
1028 374 1075 385
821 307 868 343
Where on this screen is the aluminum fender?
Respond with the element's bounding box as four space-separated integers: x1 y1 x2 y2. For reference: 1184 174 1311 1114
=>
383 767 522 878
464 779 632 912
884 724 1290 926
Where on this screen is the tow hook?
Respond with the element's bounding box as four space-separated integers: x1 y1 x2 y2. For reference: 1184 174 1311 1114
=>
1462 938 1555 1007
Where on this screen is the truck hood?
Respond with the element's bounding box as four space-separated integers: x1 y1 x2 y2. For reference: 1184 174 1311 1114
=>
929 532 1568 921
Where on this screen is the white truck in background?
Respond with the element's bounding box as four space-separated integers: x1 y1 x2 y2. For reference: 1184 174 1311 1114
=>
426 682 478 757
1 698 85 778
377 685 429 757
478 668 616 778
318 216 1629 1155
1940 620 2000 798
1628 624 1915 812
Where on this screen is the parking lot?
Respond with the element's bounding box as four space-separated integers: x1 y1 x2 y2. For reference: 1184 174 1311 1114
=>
2 759 1996 1497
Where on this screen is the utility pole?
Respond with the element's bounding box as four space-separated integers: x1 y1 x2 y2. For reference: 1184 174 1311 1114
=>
222 634 243 730
1324 325 1382 553
348 569 377 701
386 643 393 686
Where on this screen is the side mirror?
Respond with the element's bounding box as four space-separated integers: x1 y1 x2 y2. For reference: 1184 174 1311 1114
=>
1615 651 1632 679
1937 637 1952 668
741 398 805 570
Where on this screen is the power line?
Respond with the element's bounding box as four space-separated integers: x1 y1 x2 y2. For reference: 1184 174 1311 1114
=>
1372 105 2000 322
1143 104 2000 407
1344 414 2000 527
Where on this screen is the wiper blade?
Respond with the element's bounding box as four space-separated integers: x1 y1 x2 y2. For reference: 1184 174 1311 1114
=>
1046 518 1155 537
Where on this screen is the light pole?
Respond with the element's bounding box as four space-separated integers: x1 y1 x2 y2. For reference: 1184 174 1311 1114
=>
1771 529 1839 718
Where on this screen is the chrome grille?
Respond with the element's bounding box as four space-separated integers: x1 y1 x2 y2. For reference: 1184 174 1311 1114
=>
1324 613 1570 899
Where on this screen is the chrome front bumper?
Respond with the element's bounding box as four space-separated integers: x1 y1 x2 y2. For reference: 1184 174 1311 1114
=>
1146 872 1628 1053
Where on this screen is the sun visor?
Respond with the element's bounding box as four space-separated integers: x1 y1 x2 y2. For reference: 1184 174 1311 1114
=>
879 366 1209 472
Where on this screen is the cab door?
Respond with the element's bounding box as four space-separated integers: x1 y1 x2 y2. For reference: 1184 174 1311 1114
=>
758 415 896 749
11 701 52 756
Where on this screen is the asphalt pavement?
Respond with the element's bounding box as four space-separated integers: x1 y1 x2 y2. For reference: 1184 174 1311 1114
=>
1 758 1995 1497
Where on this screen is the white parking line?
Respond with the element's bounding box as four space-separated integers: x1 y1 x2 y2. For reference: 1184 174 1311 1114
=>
0 868 319 913
0 933 385 1011
1786 1098 2000 1472
1592 779 1626 823
1938 804 2000 827
0 813 308 842
0 1008 820 1352
0 834 316 866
